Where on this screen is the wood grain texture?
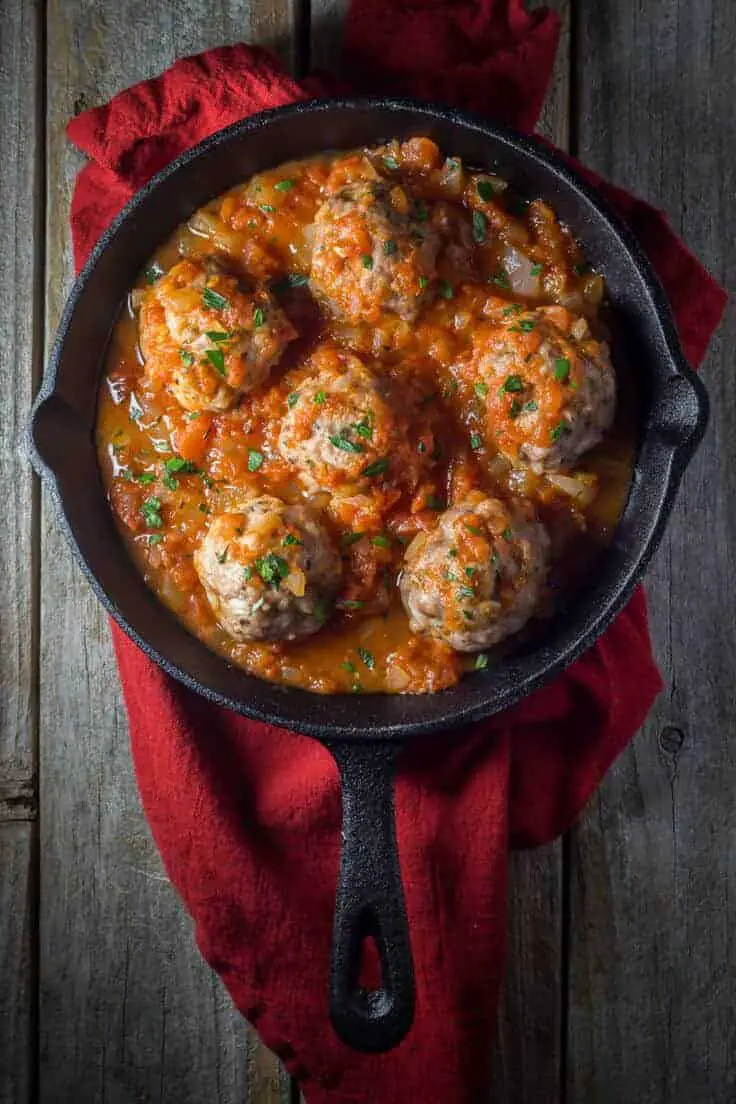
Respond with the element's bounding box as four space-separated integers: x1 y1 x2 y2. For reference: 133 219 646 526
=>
0 824 34 1104
0 0 39 791
40 2 292 1100
568 2 736 1101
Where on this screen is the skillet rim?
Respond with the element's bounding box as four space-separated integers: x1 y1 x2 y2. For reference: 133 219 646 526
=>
29 95 708 740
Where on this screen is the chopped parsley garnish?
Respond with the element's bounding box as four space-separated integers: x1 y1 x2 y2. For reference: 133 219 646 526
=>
129 393 144 422
141 497 163 529
465 566 478 577
362 456 390 477
458 585 475 599
501 527 513 541
510 319 536 333
554 357 571 382
205 348 226 376
463 610 475 621
134 472 156 485
314 601 328 626
205 330 233 342
474 653 489 670
339 600 364 611
371 534 391 549
414 201 429 222
287 391 300 409
144 261 165 285
474 382 489 399
199 503 210 514
165 457 198 475
252 307 265 328
357 647 375 671
242 566 253 581
275 273 309 291
329 433 364 454
551 421 568 442
383 239 398 256
465 522 483 536
340 660 357 673
491 268 510 289
383 155 399 170
448 547 458 557
574 262 591 277
476 180 495 202
499 374 523 394
282 533 302 547
179 349 195 367
418 276 429 290
438 280 454 299
362 254 374 269
247 449 264 472
472 209 487 244
530 263 544 276
354 415 373 439
509 399 523 419
274 179 295 191
216 546 229 564
426 495 445 511
342 532 364 546
502 303 523 317
202 287 229 311
259 203 275 213
313 390 327 405
185 411 200 421
445 569 458 582
148 533 164 546
523 400 539 413
254 552 290 589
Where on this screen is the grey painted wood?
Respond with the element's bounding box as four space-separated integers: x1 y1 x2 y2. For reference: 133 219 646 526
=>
0 824 34 1104
0 0 39 789
568 2 736 1101
0 5 40 1102
40 2 293 1101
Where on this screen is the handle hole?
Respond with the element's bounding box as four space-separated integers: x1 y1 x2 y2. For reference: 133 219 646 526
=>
358 933 382 992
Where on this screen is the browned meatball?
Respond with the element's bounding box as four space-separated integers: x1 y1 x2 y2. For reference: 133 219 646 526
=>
139 259 296 413
310 176 439 324
278 345 401 494
194 496 341 641
462 304 615 473
399 493 549 651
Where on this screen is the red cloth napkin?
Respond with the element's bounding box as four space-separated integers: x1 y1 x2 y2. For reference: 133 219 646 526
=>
67 3 726 1100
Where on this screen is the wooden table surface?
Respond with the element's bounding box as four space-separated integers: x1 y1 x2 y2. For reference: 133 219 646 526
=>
1 1 734 1100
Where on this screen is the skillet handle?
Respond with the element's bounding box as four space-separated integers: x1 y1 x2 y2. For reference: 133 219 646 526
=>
324 739 415 1053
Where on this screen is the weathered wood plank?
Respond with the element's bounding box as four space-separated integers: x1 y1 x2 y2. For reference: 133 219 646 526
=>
0 0 39 791
0 823 34 1104
568 2 736 1101
41 3 293 1101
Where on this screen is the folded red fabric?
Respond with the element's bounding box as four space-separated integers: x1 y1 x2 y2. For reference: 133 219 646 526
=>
67 2 726 1100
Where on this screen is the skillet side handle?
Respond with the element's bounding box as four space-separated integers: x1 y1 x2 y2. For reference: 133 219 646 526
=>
324 739 415 1053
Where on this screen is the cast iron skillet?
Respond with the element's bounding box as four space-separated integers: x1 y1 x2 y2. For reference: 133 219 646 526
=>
29 97 708 1054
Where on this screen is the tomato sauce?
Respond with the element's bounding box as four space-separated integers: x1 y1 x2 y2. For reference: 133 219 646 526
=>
96 139 635 694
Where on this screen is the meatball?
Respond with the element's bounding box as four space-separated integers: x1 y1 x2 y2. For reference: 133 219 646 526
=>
399 493 549 652
194 495 341 641
278 346 400 493
310 176 439 324
139 259 296 413
464 305 615 472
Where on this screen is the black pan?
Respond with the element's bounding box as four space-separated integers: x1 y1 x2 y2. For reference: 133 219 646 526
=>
29 97 708 1054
